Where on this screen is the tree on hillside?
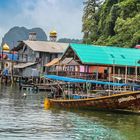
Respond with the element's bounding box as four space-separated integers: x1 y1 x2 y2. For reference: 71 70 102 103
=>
82 0 103 44
82 0 140 47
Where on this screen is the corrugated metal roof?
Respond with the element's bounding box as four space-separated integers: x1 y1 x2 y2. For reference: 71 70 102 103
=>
69 43 140 67
60 58 80 65
23 40 68 53
60 58 73 65
45 57 80 67
14 62 37 69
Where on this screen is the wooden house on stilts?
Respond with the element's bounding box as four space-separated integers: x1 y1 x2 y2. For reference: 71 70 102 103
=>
46 43 140 83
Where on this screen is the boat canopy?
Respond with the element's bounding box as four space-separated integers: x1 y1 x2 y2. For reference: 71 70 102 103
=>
45 75 128 87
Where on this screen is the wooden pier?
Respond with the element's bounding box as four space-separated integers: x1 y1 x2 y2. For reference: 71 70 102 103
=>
0 74 62 93
20 82 65 93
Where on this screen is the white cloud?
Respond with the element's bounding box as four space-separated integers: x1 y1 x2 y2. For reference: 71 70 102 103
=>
0 0 83 42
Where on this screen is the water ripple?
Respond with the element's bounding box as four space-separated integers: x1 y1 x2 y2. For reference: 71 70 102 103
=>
0 85 140 140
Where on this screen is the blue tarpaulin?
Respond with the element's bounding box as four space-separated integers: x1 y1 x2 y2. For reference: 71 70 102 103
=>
1 52 18 61
7 54 18 61
45 75 128 87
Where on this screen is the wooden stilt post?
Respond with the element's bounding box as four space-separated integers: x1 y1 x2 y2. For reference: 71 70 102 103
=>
108 67 111 96
56 65 58 75
118 68 120 91
113 59 115 91
135 61 137 81
96 66 98 81
125 65 127 91
95 66 99 89
118 68 120 77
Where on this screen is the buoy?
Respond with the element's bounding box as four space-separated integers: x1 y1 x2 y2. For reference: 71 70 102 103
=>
44 98 50 109
22 93 27 98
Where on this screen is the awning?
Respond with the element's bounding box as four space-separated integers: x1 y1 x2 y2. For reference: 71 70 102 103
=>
14 62 37 69
45 75 128 86
44 58 60 67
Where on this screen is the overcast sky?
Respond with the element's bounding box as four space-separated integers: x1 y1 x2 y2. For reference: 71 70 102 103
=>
0 0 83 42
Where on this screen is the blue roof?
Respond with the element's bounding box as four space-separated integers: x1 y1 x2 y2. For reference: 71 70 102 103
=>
45 75 127 87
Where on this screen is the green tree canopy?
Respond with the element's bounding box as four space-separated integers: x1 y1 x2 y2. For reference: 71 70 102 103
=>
82 0 140 47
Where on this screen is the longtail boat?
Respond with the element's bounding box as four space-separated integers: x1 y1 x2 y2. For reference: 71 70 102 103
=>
44 75 140 111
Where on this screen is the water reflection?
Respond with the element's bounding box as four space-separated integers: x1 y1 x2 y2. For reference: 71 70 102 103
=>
0 85 140 140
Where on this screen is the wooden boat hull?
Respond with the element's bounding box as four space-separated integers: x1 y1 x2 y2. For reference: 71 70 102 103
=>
46 91 140 111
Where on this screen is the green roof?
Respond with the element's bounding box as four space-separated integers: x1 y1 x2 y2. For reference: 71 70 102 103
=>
69 43 140 66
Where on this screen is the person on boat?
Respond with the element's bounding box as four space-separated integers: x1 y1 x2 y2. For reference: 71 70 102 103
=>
51 85 63 98
57 86 63 97
50 86 57 98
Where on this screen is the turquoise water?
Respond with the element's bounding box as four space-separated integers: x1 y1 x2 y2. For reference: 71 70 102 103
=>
0 85 140 140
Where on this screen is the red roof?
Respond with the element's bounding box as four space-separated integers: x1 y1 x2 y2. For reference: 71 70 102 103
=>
135 45 140 49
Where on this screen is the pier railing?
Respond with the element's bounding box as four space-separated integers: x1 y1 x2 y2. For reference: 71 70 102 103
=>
48 71 108 81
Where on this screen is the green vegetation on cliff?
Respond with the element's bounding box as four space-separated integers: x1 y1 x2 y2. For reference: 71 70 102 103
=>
82 0 140 47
